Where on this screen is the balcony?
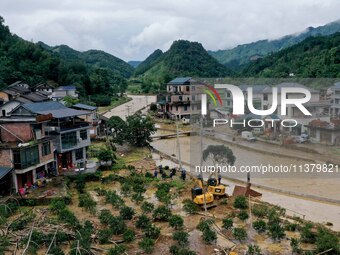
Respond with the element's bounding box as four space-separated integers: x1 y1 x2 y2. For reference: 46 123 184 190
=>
13 145 40 170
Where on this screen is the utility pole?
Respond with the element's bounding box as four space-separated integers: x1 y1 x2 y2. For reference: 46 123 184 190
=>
200 116 208 217
176 122 182 171
126 105 131 117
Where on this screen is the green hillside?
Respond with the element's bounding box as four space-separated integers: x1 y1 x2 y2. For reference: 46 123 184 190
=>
134 49 163 76
128 61 142 68
0 17 127 105
38 43 134 78
209 20 340 70
240 32 340 78
140 40 233 92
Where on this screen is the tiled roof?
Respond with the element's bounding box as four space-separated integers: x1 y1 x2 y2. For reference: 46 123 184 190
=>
23 102 66 112
168 77 195 85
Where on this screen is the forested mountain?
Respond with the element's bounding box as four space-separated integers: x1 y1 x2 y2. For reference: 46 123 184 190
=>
134 49 163 76
128 61 142 68
139 40 233 92
209 20 340 70
0 16 127 106
38 43 134 78
240 32 340 78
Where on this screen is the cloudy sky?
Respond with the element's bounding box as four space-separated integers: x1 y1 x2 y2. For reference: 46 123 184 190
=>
1 0 339 61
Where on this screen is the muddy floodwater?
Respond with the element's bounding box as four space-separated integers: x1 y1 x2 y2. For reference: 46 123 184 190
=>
151 135 340 230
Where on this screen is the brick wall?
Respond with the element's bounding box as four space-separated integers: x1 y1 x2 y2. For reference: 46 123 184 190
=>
38 142 54 163
0 149 12 167
0 123 33 142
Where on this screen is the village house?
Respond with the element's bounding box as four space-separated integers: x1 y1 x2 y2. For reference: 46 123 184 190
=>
0 114 55 193
51 86 78 101
10 102 92 175
306 119 340 145
71 103 106 138
157 77 205 120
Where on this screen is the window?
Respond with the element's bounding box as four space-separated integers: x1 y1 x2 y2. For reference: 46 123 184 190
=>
13 146 40 169
227 92 231 98
80 130 88 140
176 106 179 111
42 142 51 156
186 86 190 92
61 132 77 150
184 105 188 111
197 104 201 110
192 95 195 101
75 148 84 160
263 94 268 101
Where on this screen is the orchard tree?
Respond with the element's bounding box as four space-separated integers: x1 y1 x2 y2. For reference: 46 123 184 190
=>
125 114 156 147
107 116 127 145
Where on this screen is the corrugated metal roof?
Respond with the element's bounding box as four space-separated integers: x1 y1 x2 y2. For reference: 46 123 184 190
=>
16 97 33 103
23 102 66 113
168 77 192 85
73 103 97 111
0 167 12 180
37 108 91 118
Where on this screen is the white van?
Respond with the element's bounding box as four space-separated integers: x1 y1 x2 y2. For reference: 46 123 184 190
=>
241 131 256 142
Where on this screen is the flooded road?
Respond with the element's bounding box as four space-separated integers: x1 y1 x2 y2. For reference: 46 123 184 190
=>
151 135 340 230
104 95 156 120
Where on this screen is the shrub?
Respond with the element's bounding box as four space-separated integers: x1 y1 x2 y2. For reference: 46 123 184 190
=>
268 222 285 241
49 246 65 255
183 199 198 214
285 222 299 231
300 223 316 243
58 209 80 229
197 219 214 232
169 215 184 230
222 218 233 230
123 229 136 243
141 201 154 214
202 228 217 244
107 245 126 255
233 196 248 209
153 205 171 221
144 224 161 239
169 245 197 255
109 216 127 235
252 204 268 218
316 227 339 254
247 244 262 255
119 206 135 220
155 189 171 204
290 238 300 254
75 176 86 193
121 183 132 196
99 209 113 225
173 231 189 246
136 215 151 229
139 237 155 254
98 229 113 244
253 220 267 233
237 210 249 221
233 228 247 241
50 199 66 213
78 193 97 215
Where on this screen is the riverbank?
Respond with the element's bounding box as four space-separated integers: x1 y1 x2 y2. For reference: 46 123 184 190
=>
151 137 340 231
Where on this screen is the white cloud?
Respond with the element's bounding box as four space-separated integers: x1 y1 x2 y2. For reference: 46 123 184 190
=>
0 0 339 61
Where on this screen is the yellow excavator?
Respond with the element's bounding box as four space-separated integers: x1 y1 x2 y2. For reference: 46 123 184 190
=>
207 171 228 199
191 178 215 208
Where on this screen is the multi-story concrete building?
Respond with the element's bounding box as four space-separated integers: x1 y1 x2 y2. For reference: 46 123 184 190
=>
329 82 340 117
10 102 92 174
157 77 205 120
0 115 55 192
